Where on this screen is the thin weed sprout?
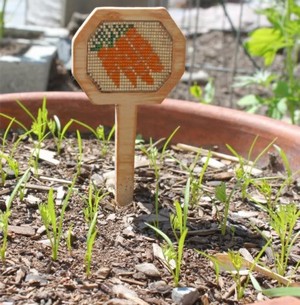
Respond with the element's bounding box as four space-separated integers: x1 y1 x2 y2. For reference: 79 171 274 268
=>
0 169 30 262
146 178 190 287
141 126 180 228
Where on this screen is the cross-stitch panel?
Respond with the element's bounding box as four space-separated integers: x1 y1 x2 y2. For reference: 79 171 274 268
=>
87 21 172 92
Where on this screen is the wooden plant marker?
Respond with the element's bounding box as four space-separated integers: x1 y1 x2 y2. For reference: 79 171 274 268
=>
72 7 185 206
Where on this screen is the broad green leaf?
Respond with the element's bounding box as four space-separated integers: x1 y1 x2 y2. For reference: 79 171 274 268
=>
246 28 290 66
274 81 289 98
190 84 202 99
215 182 227 203
237 95 260 107
262 287 300 297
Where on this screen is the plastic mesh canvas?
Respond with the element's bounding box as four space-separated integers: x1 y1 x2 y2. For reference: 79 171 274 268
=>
87 21 172 92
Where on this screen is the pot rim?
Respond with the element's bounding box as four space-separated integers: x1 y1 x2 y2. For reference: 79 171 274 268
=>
1 91 300 172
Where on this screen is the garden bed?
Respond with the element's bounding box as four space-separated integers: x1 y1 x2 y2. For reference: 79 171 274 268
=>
0 97 299 305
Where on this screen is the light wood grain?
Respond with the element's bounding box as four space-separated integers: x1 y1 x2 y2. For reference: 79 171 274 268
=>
115 104 137 206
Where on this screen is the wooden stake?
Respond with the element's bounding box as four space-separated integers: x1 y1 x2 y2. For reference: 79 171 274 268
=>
115 104 137 205
72 7 185 206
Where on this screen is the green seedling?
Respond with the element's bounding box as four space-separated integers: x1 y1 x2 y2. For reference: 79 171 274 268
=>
95 125 115 156
16 99 51 174
215 182 236 236
146 178 189 286
16 99 49 142
85 211 98 276
273 144 292 179
66 223 73 255
39 179 76 260
83 183 107 225
141 127 180 228
0 169 31 262
82 183 107 275
48 116 74 155
76 130 83 176
0 113 29 134
265 203 300 277
226 137 277 200
172 149 211 207
0 210 10 262
227 250 246 299
72 119 115 156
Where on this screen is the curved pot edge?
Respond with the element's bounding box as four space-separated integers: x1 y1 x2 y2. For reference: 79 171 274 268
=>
1 91 300 172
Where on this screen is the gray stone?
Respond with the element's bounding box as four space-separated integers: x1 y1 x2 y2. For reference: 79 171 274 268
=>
135 263 160 278
0 42 57 93
112 284 138 299
172 287 200 305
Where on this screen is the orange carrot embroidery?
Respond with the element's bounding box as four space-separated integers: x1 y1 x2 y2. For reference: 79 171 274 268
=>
90 24 164 88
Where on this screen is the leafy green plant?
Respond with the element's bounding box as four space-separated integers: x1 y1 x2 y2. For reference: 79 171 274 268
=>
39 179 75 260
236 0 300 123
146 178 190 286
190 79 215 104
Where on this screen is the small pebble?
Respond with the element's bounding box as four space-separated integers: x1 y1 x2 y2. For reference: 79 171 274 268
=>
172 287 200 305
135 262 160 278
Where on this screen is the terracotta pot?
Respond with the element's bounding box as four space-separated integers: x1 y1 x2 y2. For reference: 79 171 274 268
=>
0 91 300 305
1 91 300 172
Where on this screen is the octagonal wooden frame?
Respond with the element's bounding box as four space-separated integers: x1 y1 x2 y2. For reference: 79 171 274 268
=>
72 7 186 105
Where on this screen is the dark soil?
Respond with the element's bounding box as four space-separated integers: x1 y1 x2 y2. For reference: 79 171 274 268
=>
0 133 299 305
